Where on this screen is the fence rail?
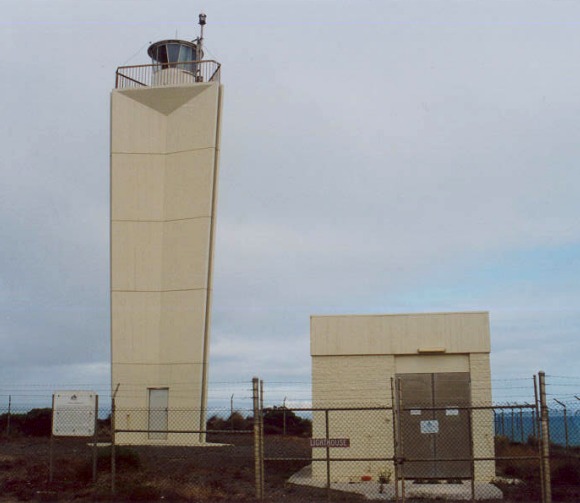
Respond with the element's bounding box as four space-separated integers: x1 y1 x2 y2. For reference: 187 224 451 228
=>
115 60 221 88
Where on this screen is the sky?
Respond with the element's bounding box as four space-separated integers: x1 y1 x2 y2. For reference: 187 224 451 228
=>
1 1 579 410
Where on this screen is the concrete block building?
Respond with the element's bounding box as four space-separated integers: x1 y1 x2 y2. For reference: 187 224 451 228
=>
311 311 495 483
110 39 223 444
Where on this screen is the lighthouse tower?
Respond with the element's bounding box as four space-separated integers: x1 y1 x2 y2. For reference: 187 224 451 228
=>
110 16 223 444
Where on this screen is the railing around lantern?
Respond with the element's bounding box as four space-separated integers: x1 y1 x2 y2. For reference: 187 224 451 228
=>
115 60 221 89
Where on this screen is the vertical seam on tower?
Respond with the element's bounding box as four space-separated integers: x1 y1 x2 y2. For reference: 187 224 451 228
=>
199 84 223 438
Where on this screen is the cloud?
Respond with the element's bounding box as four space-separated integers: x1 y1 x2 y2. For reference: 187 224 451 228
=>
0 1 579 407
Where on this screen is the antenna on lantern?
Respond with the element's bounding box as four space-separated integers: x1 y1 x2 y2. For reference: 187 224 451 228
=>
197 13 207 63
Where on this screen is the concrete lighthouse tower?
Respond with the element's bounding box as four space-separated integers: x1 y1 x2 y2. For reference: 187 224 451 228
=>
110 15 223 444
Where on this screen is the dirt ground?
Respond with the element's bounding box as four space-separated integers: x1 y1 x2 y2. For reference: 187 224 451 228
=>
0 433 577 502
0 433 360 502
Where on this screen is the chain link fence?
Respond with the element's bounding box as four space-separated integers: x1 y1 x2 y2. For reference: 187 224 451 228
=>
257 402 544 501
0 406 112 500
256 374 580 502
110 407 255 501
546 401 580 502
0 375 579 501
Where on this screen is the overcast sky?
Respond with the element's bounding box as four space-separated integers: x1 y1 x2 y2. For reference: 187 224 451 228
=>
1 1 579 408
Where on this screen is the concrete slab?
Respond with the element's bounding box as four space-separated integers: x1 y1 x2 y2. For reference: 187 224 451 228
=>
288 465 503 500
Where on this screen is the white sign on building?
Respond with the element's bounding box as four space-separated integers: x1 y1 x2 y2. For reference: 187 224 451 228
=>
52 391 98 437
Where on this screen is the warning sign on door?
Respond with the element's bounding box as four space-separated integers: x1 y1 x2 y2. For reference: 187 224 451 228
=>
420 420 439 434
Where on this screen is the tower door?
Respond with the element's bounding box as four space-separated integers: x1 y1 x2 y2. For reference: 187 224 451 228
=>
397 372 472 479
148 388 169 440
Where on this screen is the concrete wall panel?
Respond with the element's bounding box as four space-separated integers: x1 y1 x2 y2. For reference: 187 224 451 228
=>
111 221 164 291
111 154 165 221
112 365 202 407
166 84 219 153
311 312 490 356
161 218 211 290
111 292 162 363
160 290 207 363
395 354 469 374
312 355 395 481
111 92 167 154
469 353 495 480
118 85 208 116
313 355 395 408
163 149 215 220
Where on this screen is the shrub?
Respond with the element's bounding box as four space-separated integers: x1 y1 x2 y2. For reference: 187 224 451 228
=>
263 406 312 436
207 412 253 431
552 459 580 486
21 408 51 437
207 415 227 431
228 411 248 430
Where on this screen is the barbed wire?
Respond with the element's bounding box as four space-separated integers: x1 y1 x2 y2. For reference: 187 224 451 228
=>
0 375 577 409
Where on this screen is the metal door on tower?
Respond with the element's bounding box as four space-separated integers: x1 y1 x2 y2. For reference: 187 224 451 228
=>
396 372 472 479
148 388 169 440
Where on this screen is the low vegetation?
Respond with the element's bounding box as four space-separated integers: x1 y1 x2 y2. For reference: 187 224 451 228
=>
0 410 577 501
0 409 111 438
494 435 580 502
206 407 312 437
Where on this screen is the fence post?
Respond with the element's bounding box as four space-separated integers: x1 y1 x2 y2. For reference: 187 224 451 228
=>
49 394 55 484
111 396 116 494
539 371 552 503
325 409 330 499
252 377 263 500
390 378 399 503
92 395 98 483
283 397 287 436
259 379 265 499
396 378 406 503
111 384 120 495
467 406 475 503
6 395 11 436
533 374 545 501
